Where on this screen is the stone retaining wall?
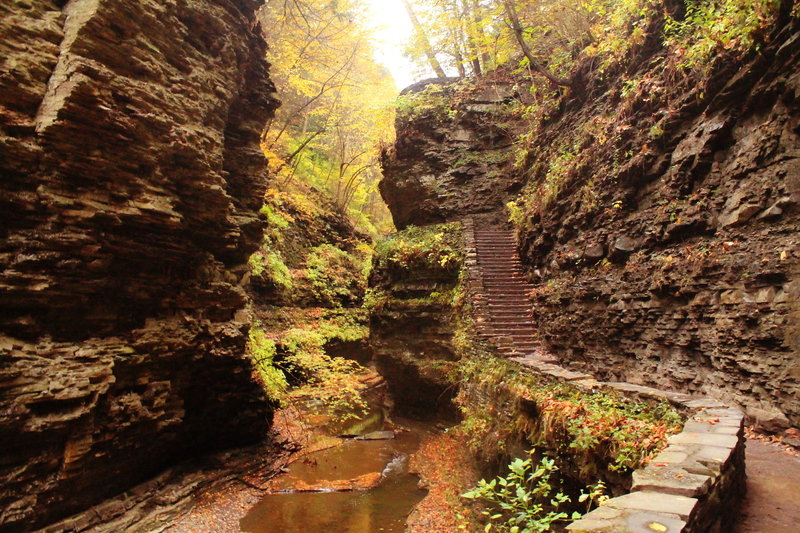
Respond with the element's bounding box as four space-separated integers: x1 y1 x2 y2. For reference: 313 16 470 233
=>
463 221 747 533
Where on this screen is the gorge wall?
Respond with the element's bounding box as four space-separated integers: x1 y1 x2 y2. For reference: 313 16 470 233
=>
380 12 800 431
0 1 277 530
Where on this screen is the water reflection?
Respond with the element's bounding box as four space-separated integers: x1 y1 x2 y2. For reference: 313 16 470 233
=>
240 474 426 533
240 418 431 533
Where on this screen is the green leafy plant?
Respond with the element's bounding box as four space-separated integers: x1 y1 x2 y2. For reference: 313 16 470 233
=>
248 326 289 402
462 455 608 533
302 244 367 307
454 355 683 472
373 222 463 273
664 0 781 72
279 324 369 424
506 200 525 229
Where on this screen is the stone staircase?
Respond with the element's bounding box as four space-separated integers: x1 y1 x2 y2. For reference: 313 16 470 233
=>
463 219 556 364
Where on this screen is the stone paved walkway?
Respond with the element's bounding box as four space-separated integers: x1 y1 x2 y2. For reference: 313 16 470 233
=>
735 438 800 533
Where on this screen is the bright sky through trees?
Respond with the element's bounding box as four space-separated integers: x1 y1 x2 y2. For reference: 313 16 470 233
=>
363 0 418 89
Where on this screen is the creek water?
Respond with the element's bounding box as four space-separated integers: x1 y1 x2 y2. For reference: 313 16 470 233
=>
239 410 430 533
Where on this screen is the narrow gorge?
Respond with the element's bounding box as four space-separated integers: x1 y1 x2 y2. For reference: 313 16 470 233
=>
1 1 799 533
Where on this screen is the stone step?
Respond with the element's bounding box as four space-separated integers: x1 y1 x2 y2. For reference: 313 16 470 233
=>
490 320 535 326
485 330 537 337
484 290 530 295
489 333 536 340
496 342 540 350
483 288 531 294
482 334 536 345
485 301 531 307
484 290 530 294
496 345 552 357
490 330 537 336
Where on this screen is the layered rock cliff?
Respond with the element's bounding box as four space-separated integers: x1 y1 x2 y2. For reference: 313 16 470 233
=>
380 78 519 229
380 12 800 431
0 1 277 530
367 223 465 420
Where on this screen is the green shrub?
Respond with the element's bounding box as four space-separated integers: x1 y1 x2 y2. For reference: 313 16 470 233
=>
259 203 291 230
248 326 288 402
455 355 683 472
665 0 782 72
249 251 292 292
462 455 608 533
271 311 371 424
303 244 367 307
373 222 463 273
395 84 456 122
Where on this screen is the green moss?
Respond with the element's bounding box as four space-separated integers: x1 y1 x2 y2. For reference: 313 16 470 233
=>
252 307 371 424
259 203 290 230
249 251 292 291
395 84 457 122
248 326 288 402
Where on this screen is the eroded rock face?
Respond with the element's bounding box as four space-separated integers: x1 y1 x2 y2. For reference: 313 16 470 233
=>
0 0 277 530
379 76 520 229
381 16 800 430
519 21 800 431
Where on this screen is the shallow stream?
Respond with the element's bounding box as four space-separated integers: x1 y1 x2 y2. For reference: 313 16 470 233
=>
239 412 430 533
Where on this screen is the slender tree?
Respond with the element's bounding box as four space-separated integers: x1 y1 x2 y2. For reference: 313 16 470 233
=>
502 0 572 86
461 0 484 76
402 0 448 78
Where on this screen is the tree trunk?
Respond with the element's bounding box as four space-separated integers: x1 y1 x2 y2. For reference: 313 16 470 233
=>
502 0 571 87
460 0 483 76
470 0 491 72
402 0 448 78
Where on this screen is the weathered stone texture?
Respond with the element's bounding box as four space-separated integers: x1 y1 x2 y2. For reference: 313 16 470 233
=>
523 22 800 431
0 0 277 530
367 228 464 420
379 76 519 229
381 15 800 431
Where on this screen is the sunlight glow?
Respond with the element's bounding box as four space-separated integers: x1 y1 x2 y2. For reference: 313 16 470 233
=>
363 0 418 90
